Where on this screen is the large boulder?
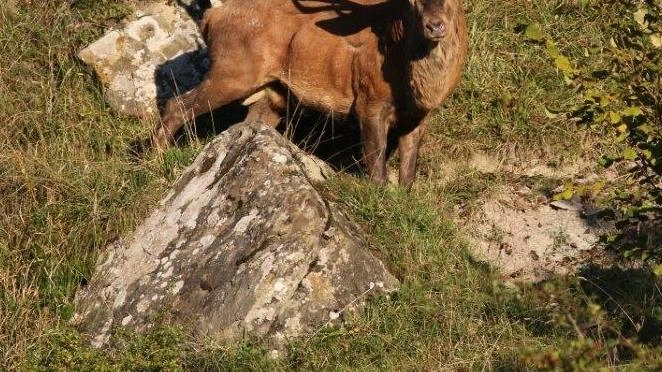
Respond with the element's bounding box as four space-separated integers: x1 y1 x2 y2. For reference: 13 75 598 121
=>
78 1 222 117
73 122 399 347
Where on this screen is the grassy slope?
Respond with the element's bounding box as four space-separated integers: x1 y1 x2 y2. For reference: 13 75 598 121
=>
0 0 659 370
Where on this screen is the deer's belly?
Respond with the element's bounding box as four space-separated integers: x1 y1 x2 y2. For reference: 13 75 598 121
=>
279 27 355 115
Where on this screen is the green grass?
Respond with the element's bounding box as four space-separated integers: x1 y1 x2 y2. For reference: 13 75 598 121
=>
427 0 622 163
1 0 660 370
0 1 199 366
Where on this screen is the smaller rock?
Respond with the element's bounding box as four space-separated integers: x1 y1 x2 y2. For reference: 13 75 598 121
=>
78 2 214 117
550 199 582 211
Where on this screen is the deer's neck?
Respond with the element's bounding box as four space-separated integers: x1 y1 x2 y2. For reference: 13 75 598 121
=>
404 11 466 113
406 41 452 111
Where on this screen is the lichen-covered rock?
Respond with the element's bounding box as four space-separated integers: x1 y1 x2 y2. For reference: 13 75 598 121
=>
73 122 399 347
78 1 221 117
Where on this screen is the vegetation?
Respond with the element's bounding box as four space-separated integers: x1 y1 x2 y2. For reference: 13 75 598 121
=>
1 0 660 370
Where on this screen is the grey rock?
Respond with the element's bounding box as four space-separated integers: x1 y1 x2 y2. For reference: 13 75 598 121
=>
78 1 222 117
73 122 399 347
550 199 583 212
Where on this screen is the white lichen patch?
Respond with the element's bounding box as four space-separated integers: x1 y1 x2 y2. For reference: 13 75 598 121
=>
171 280 185 294
136 299 149 313
273 279 286 293
300 277 313 292
286 250 305 263
259 253 276 279
206 209 221 226
245 306 276 325
161 266 174 279
121 315 133 326
272 153 288 164
92 318 113 348
183 215 198 230
113 288 127 309
234 209 259 233
198 235 215 249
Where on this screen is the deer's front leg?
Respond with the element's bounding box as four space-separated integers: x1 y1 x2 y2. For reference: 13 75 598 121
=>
398 116 430 187
356 103 393 183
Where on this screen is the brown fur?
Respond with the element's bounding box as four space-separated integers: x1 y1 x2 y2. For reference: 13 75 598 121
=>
153 0 468 186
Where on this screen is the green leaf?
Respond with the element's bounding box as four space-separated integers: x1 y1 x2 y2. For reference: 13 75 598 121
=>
584 89 602 102
609 111 622 124
545 39 560 58
563 74 574 86
654 264 662 277
599 95 611 107
617 123 628 133
622 106 643 117
636 123 654 135
553 185 574 201
623 148 638 161
525 23 545 41
554 55 574 75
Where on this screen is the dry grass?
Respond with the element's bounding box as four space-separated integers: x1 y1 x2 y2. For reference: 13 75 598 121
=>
0 1 199 366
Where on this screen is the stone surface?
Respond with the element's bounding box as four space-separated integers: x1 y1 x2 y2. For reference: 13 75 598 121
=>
78 1 222 117
73 122 399 347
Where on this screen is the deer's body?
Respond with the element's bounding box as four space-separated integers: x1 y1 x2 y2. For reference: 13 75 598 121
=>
154 0 468 186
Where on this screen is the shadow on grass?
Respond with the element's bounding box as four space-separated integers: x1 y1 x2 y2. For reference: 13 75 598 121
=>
578 264 662 346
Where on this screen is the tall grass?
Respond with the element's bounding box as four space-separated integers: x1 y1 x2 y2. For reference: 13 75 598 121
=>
0 1 197 366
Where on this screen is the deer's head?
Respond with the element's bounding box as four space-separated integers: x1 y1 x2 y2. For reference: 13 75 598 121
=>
408 0 456 42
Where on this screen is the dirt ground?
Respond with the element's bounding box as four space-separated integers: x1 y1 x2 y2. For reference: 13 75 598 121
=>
444 153 622 281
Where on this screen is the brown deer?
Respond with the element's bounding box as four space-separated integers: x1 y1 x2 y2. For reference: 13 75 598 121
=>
153 0 467 186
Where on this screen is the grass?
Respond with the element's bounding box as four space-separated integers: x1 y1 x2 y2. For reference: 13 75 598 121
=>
426 0 622 165
0 0 660 370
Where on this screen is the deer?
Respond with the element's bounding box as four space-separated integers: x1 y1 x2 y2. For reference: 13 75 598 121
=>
153 0 468 186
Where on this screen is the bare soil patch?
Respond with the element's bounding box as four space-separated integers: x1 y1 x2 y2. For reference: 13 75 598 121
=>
445 153 621 281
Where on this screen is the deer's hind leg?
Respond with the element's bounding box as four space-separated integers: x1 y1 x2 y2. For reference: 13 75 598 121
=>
244 84 290 128
153 61 275 149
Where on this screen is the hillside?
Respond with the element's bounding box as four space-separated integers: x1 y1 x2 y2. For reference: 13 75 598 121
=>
1 0 660 370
